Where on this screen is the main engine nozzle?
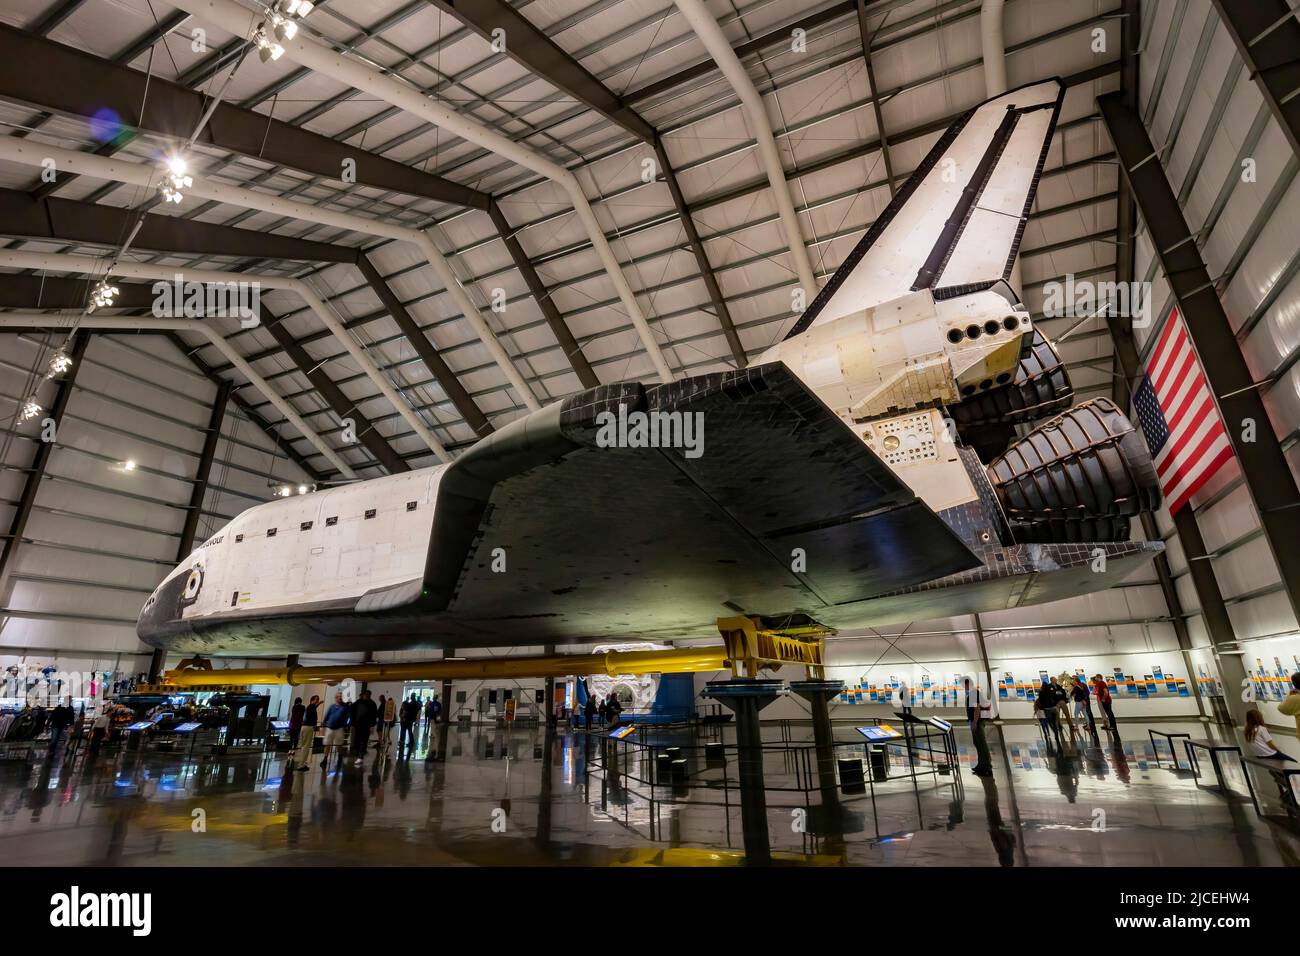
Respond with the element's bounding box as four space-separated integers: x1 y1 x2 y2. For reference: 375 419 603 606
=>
987 398 1161 543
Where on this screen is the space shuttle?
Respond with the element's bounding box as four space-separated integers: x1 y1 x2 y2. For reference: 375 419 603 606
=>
138 78 1164 656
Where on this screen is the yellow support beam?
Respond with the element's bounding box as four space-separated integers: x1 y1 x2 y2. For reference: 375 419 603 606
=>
162 645 729 688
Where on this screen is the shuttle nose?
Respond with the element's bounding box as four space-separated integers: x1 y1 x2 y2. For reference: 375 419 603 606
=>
136 566 192 647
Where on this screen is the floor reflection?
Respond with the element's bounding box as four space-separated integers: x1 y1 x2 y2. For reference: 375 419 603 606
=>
0 718 1297 866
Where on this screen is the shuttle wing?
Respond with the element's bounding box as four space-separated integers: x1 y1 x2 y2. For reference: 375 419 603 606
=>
787 78 1065 338
420 364 981 642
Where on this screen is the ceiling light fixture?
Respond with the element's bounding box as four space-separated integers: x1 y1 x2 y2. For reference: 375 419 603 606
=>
158 154 194 203
88 278 119 312
47 345 74 378
270 15 298 41
252 26 284 62
19 396 43 422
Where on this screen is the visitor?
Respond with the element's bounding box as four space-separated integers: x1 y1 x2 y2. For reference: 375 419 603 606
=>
351 690 378 766
293 694 319 772
321 692 350 768
47 696 75 756
1071 675 1096 737
584 694 596 728
375 695 387 751
88 705 111 757
1091 674 1117 734
1033 681 1062 749
898 678 912 717
1245 710 1292 760
1278 673 1300 743
398 694 420 759
1050 676 1074 737
382 694 397 751
287 696 304 754
965 677 992 777
607 692 622 724
424 696 438 727
597 698 608 726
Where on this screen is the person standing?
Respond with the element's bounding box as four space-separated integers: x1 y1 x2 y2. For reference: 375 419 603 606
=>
1048 677 1073 737
398 694 420 759
1072 675 1097 738
584 694 596 729
321 692 350 768
381 694 397 751
374 695 387 752
1034 681 1063 749
964 677 993 776
88 706 111 758
350 690 378 766
287 696 304 756
424 696 438 729
293 694 319 772
597 697 608 726
1278 673 1300 744
47 697 75 757
1092 674 1117 734
898 678 912 717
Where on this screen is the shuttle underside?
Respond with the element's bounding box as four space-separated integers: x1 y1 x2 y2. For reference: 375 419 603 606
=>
136 77 1165 656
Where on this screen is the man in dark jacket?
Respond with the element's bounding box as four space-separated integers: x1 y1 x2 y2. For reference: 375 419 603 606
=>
350 690 378 766
47 697 75 756
398 695 420 759
287 696 304 753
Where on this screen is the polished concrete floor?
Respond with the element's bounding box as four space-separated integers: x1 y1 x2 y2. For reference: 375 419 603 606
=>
2 718 1298 866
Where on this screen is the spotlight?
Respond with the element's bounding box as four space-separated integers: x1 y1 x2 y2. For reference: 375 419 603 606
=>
122 459 137 472
271 17 297 41
279 485 292 497
20 396 42 423
253 27 284 62
158 154 193 204
88 279 119 312
47 346 73 378
297 485 308 495
283 0 313 17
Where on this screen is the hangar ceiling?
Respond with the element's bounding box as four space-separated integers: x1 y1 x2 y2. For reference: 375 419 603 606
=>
1 0 1293 676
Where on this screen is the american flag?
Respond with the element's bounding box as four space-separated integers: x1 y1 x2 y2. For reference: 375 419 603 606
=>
1131 307 1234 515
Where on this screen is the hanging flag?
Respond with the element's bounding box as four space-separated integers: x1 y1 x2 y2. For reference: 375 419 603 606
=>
1131 307 1234 515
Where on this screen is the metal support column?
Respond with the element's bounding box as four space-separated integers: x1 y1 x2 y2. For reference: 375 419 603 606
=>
652 137 748 366
1210 0 1300 158
0 332 89 597
971 613 996 711
149 378 230 682
164 331 326 484
262 309 408 475
702 678 785 865
1100 91 1300 625
789 679 845 821
356 255 493 437
855 0 897 196
440 647 454 727
485 201 600 388
542 643 556 727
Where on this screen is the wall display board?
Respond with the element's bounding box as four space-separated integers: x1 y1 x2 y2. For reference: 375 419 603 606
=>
838 674 968 706
1246 656 1300 701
